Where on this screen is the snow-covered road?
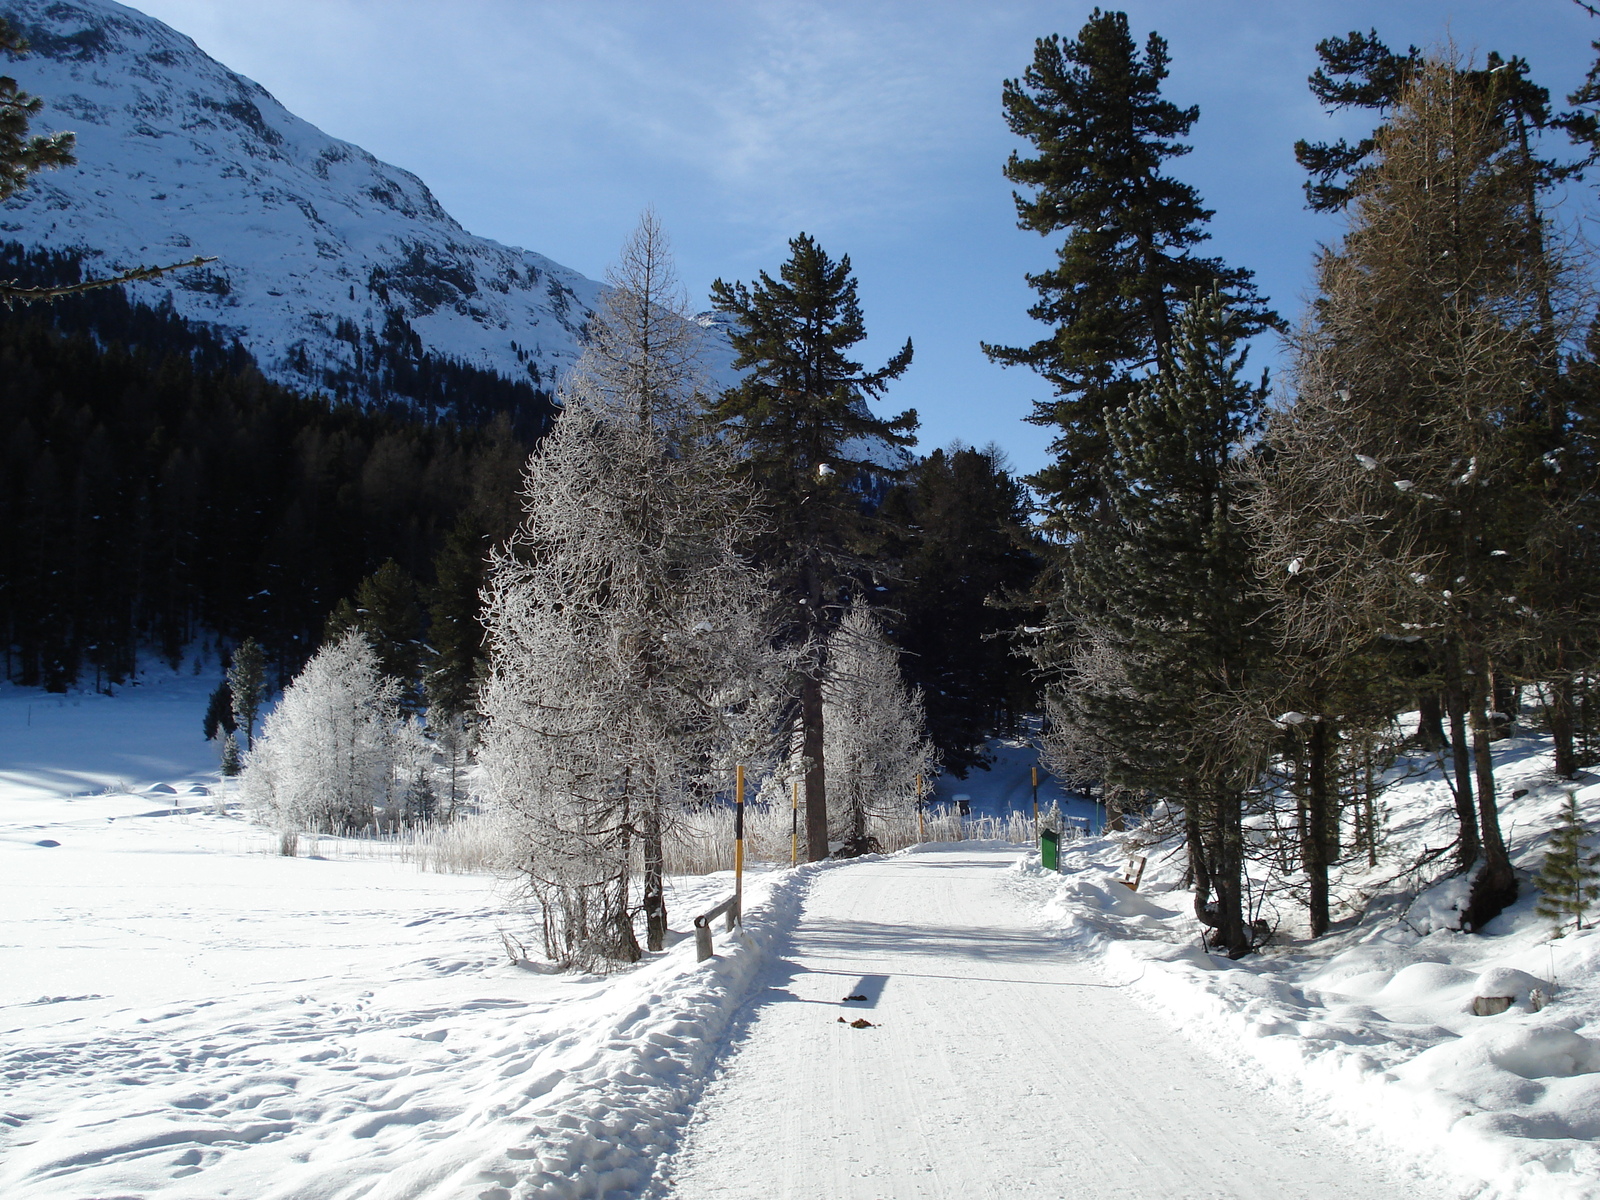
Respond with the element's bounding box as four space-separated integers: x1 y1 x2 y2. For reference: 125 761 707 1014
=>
657 845 1447 1200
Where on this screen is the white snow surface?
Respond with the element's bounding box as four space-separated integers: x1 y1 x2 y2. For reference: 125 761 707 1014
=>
656 842 1445 1200
0 0 615 399
1024 742 1600 1200
0 673 796 1200
9 672 1593 1199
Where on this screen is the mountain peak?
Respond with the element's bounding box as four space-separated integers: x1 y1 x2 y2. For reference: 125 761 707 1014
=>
0 0 603 415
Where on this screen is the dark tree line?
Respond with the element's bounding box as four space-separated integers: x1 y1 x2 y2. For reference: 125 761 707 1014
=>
0 279 527 691
2 244 561 436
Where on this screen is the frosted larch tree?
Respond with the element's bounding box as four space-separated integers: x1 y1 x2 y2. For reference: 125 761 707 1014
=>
240 630 403 835
479 213 784 969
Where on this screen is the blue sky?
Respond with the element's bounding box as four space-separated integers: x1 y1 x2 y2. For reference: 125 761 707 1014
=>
126 0 1600 478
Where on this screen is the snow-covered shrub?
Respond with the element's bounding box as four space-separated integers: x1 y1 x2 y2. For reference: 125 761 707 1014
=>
820 599 939 849
240 631 404 834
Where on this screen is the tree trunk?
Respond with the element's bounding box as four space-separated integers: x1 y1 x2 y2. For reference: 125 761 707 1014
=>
1211 791 1251 958
1462 671 1518 932
802 669 829 861
1549 647 1578 779
1362 735 1379 868
1442 644 1480 873
1416 692 1448 751
1304 718 1332 938
605 813 642 964
1185 802 1215 929
643 799 666 952
1489 669 1517 741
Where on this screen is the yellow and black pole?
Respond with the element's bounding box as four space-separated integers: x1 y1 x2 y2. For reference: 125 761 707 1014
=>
1031 765 1039 837
790 777 799 867
916 772 924 842
734 764 745 925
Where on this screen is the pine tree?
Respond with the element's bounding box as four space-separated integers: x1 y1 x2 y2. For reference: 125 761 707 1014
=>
1534 791 1600 937
202 680 237 742
1292 29 1421 212
0 19 203 305
481 215 785 967
710 233 916 861
983 9 1273 530
1042 286 1269 957
227 637 267 751
0 18 75 204
424 513 489 722
325 561 426 710
219 730 241 777
1295 31 1565 213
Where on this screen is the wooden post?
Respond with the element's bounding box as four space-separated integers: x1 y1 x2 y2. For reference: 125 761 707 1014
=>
735 764 745 925
791 777 799 867
916 773 924 842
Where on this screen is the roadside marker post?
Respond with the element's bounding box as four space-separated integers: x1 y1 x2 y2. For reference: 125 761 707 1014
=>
916 773 924 843
790 777 799 867
1031 765 1039 838
734 764 745 925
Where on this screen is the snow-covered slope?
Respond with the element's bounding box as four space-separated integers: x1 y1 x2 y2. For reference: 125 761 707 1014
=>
0 0 604 404
1026 744 1600 1200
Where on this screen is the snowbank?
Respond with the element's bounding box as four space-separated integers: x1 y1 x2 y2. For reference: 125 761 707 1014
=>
0 674 823 1200
1011 740 1600 1200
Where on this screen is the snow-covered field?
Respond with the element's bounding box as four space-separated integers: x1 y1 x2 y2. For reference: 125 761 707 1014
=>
5 672 1597 1199
0 674 792 1200
1022 742 1600 1200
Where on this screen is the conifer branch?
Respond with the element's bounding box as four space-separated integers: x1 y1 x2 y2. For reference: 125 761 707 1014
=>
0 254 217 308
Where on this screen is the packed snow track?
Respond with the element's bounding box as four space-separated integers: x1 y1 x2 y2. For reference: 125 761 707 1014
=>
656 845 1446 1200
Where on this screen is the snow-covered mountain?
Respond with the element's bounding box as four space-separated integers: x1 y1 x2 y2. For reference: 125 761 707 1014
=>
0 0 606 409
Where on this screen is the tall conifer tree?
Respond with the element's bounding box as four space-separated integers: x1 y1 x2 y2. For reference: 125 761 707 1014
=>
1044 287 1269 957
984 9 1272 529
710 234 916 861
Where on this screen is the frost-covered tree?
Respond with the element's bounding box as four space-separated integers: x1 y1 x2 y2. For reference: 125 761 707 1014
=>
479 214 784 969
241 630 403 834
820 600 938 850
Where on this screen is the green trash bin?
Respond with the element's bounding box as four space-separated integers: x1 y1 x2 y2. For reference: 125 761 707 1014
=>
1040 828 1059 871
